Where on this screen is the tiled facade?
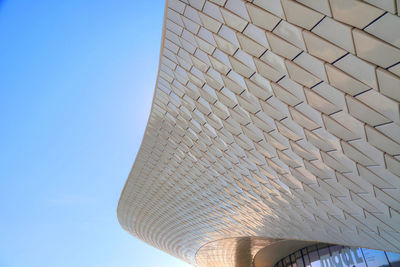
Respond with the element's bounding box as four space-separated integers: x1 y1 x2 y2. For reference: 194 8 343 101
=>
117 0 400 266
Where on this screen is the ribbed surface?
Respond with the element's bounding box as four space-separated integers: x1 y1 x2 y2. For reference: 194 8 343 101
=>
118 0 400 265
196 237 277 267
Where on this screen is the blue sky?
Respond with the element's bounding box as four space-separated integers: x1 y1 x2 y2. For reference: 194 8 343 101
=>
0 0 191 266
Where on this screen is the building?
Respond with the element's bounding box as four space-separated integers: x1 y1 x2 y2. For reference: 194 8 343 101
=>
117 0 400 266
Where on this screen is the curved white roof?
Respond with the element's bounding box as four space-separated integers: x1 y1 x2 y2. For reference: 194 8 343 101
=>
118 0 400 265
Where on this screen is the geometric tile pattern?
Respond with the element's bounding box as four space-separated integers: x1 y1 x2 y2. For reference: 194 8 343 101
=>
117 0 400 265
195 237 279 267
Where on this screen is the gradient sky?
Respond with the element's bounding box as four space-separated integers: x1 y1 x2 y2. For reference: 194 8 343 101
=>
0 0 191 266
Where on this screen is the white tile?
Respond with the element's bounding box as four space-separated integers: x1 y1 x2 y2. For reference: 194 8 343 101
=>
209 55 230 74
278 76 305 101
211 100 230 119
349 138 384 166
176 56 191 71
225 0 250 20
289 106 321 131
266 32 302 60
165 29 181 46
292 138 320 159
196 97 213 114
385 154 400 177
389 63 400 77
218 25 240 47
322 114 359 141
250 73 275 98
209 0 226 6
277 124 301 147
329 0 385 28
341 141 377 166
245 2 281 31
376 68 400 102
184 5 201 24
312 16 355 54
164 39 180 54
353 29 400 68
217 87 238 108
194 49 210 65
199 12 222 33
322 150 353 173
296 102 324 127
294 52 328 81
161 55 177 69
254 58 285 82
227 69 247 89
245 78 273 100
166 19 184 36
252 111 275 132
345 95 391 126
180 37 196 54
260 101 286 121
198 27 217 46
220 8 248 32
281 0 325 30
200 84 218 103
252 0 286 19
205 69 224 89
264 96 290 119
285 60 321 87
234 49 255 70
167 8 184 26
363 0 397 14
190 67 205 84
203 2 224 23
229 56 255 78
281 117 306 139
331 110 365 139
305 87 341 114
237 32 266 57
213 34 238 55
365 125 400 155
274 20 306 50
356 89 400 125
260 50 287 75
325 64 370 96
296 0 332 16
303 30 347 63
169 0 186 14
181 29 197 46
243 23 269 48
365 13 400 49
312 82 346 111
271 83 302 106
376 122 400 144
334 54 378 91
195 36 215 54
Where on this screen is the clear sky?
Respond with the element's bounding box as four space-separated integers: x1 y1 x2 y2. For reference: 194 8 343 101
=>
0 0 191 266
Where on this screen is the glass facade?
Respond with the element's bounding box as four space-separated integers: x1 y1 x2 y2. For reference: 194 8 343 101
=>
274 244 400 267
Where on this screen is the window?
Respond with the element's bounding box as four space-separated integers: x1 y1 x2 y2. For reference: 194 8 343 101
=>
386 252 400 267
362 248 389 267
273 245 400 267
